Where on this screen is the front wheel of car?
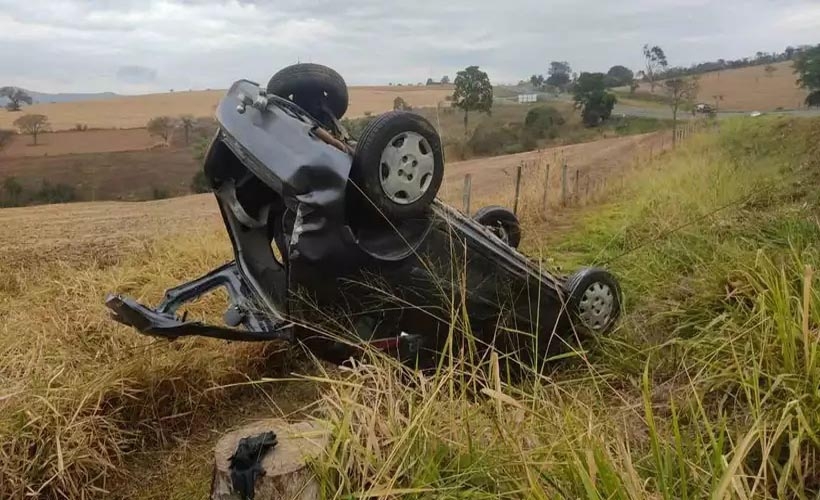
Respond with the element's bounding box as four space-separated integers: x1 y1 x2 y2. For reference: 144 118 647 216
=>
351 111 444 219
564 268 621 334
473 205 522 248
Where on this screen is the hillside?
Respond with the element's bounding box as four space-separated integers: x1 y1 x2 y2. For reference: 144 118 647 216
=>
0 85 454 131
2 116 819 498
0 89 121 105
636 61 808 111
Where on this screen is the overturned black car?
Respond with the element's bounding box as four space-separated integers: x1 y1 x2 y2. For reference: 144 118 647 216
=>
106 64 621 367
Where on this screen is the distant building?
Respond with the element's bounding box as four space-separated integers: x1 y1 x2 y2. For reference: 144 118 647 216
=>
517 94 537 103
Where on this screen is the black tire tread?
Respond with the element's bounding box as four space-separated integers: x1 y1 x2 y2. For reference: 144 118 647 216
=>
267 63 349 119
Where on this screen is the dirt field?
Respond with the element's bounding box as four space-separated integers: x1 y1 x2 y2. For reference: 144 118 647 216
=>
1 128 156 157
0 147 200 200
0 85 454 131
637 61 807 111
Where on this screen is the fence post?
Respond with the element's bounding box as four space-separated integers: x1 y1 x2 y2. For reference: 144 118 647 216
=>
574 169 580 205
462 174 472 216
561 161 568 207
541 163 550 214
513 162 523 216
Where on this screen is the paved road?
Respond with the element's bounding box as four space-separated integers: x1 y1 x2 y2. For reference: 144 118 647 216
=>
614 104 820 121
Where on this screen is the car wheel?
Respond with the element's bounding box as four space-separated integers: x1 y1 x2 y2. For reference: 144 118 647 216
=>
352 111 444 219
564 268 621 333
266 63 349 120
473 205 522 248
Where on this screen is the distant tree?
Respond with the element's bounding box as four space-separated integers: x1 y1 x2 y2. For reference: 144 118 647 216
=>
794 45 820 107
426 78 435 85
764 64 777 78
393 96 410 111
529 74 545 88
0 87 33 112
605 65 635 87
0 128 13 151
785 46 796 60
546 61 572 91
573 73 617 127
178 115 195 145
452 65 493 133
441 75 450 84
642 44 668 93
147 116 175 144
665 77 699 146
13 114 49 145
629 79 640 94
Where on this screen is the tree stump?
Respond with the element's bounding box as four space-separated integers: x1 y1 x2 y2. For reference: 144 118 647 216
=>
211 419 329 500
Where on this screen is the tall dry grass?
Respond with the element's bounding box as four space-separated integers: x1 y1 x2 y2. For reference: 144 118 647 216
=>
0 229 295 498
304 116 820 498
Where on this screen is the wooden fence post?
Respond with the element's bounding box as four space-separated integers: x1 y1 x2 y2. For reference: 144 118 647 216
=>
574 169 580 205
561 161 568 207
541 163 550 214
462 174 472 216
513 162 523 216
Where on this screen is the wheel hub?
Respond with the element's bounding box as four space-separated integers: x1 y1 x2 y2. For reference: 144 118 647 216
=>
577 281 614 330
379 131 435 204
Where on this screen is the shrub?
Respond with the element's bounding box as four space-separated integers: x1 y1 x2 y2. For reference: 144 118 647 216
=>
523 106 565 139
73 123 88 132
468 120 519 156
32 180 77 204
150 187 170 200
191 171 211 193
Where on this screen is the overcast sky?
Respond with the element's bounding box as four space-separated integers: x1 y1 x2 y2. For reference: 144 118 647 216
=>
1 0 818 94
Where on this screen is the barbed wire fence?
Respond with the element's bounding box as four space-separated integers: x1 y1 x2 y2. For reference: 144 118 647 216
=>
458 119 715 219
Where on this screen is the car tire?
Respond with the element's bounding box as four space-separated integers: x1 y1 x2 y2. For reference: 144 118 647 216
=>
351 111 444 219
473 205 522 248
564 267 621 334
266 63 349 120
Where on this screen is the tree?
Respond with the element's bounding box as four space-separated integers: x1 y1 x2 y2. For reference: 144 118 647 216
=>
794 45 820 107
441 75 450 84
147 116 175 144
529 74 545 88
426 78 435 85
665 77 699 147
13 114 50 145
452 65 493 133
764 65 777 78
546 61 572 91
642 44 668 93
0 87 33 112
605 65 634 88
393 96 410 111
178 115 195 145
0 129 13 152
573 73 617 127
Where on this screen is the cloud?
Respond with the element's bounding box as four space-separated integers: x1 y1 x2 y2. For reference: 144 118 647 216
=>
0 0 816 93
116 65 158 84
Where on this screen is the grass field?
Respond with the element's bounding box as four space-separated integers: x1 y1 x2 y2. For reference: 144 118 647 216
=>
0 85 454 131
2 115 818 498
635 61 808 111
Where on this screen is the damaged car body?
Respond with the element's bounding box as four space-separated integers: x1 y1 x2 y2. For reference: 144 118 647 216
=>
106 64 622 366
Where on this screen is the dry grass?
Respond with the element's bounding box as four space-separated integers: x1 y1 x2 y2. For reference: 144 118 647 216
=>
636 61 808 111
0 86 454 131
0 120 708 498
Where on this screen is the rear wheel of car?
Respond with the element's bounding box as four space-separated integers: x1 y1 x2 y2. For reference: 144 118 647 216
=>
266 63 349 120
351 111 444 219
564 268 621 334
473 205 522 248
